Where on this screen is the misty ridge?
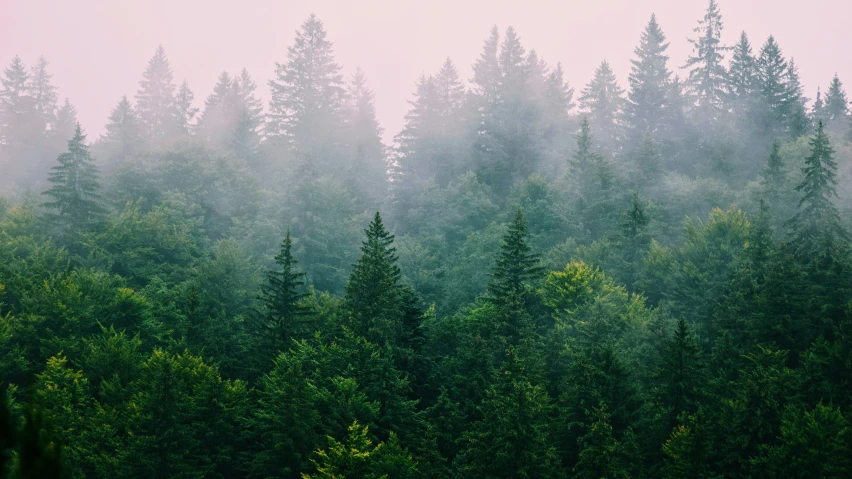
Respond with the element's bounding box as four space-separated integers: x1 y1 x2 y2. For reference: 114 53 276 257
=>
2 0 852 477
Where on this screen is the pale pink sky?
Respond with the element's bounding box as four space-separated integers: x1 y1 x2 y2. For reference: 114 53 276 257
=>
2 0 850 143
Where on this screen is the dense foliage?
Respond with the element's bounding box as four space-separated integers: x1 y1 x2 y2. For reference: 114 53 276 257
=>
2 2 852 477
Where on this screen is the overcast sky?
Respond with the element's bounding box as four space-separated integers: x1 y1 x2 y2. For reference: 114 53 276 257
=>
2 0 850 143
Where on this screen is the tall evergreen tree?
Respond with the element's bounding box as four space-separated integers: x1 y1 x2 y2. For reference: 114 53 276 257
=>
784 58 809 138
472 26 502 106
485 209 545 327
343 68 387 211
755 36 799 137
42 125 104 236
579 60 624 149
0 55 43 184
28 56 58 131
254 231 311 359
135 45 178 144
173 80 198 136
99 95 143 167
823 74 849 132
726 31 758 108
267 14 345 172
51 98 77 151
345 212 409 345
626 14 673 142
683 0 729 121
570 117 616 240
787 121 849 259
231 68 264 162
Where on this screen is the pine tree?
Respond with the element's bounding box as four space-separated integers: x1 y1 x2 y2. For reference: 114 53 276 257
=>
812 87 825 122
486 209 545 313
573 403 631 479
0 55 43 183
345 212 409 345
343 68 387 211
174 80 198 136
28 56 58 131
787 120 849 259
823 74 849 131
656 318 703 432
726 31 758 110
683 0 729 121
254 231 311 358
784 58 809 138
755 36 794 136
198 71 235 145
570 117 616 240
267 14 345 171
472 26 502 106
760 141 786 205
135 45 178 144
51 98 77 151
618 192 651 292
100 95 143 167
230 68 264 162
42 125 104 236
579 60 624 149
626 14 673 142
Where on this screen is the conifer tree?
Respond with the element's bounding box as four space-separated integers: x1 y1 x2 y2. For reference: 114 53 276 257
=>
343 68 387 211
254 231 311 357
198 71 235 145
100 95 143 167
579 60 624 149
230 68 264 162
784 59 809 138
345 212 412 345
755 36 798 136
626 14 673 142
174 80 198 136
760 141 786 207
51 98 77 151
570 117 617 240
573 404 631 479
267 14 345 170
135 45 178 144
28 56 58 131
823 74 849 131
1 55 43 182
787 121 849 259
683 0 729 120
656 318 703 432
486 209 545 316
812 87 825 122
42 124 104 236
618 192 651 292
726 31 758 108
472 26 502 106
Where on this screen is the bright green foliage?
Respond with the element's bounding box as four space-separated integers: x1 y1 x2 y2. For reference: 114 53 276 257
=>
42 125 104 237
304 422 418 479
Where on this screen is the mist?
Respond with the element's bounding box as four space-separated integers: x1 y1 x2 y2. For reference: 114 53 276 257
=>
2 0 852 477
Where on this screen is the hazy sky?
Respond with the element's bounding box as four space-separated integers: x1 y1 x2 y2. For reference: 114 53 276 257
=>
2 0 850 143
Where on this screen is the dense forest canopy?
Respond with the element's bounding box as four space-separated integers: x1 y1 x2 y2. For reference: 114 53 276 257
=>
2 1 852 477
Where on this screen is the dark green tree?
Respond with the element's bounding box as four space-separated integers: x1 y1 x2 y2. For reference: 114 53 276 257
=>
787 121 848 259
253 231 311 359
42 125 104 237
626 14 673 142
683 0 729 121
486 209 544 310
579 60 624 149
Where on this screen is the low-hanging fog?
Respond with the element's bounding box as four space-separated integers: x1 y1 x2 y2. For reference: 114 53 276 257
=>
2 0 852 477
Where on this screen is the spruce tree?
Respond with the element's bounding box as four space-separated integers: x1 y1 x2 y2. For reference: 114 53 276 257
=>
618 192 651 292
0 55 43 183
345 212 410 345
812 87 825 122
28 56 58 131
343 68 387 211
784 58 809 138
656 318 703 432
42 124 104 236
267 14 345 170
230 68 264 162
135 45 178 144
823 74 849 132
570 117 616 240
100 95 143 167
756 36 796 136
626 14 673 142
683 0 729 121
173 80 198 136
472 26 502 106
51 98 77 151
760 141 786 206
198 71 235 145
254 231 311 357
787 120 849 259
486 209 545 313
726 31 758 109
579 60 624 149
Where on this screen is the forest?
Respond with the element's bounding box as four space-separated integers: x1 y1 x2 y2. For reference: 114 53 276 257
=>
2 0 852 477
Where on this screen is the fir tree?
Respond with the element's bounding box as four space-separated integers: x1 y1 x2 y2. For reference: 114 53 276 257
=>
787 121 849 259
683 0 729 120
345 212 409 345
0 55 43 182
254 231 311 358
174 80 198 136
579 60 624 149
42 124 104 236
51 98 77 150
656 318 703 432
230 68 264 162
267 14 345 170
726 31 758 111
760 141 786 205
618 192 651 292
570 117 617 240
823 74 849 131
486 209 545 314
28 56 58 130
135 45 178 144
626 14 673 142
100 95 143 167
472 26 502 106
784 58 809 138
812 87 825 122
343 68 387 211
198 71 235 145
